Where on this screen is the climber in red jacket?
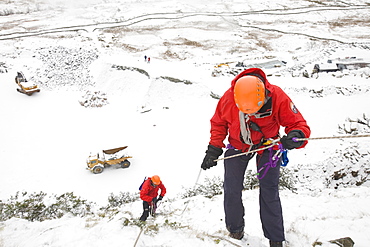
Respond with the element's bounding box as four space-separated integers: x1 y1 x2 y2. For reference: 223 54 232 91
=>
201 68 310 247
139 175 166 221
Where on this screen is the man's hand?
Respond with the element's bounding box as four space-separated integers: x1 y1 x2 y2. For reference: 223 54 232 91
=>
201 145 223 170
280 130 305 150
152 197 158 204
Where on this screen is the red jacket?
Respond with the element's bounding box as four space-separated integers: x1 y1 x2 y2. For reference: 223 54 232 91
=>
140 177 167 202
210 68 310 152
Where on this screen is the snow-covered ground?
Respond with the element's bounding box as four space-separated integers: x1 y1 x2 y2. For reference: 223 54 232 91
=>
1 0 370 246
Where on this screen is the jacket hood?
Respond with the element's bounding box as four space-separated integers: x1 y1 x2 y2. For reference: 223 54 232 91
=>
231 68 272 93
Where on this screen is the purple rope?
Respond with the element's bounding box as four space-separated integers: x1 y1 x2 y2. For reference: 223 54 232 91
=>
256 144 283 179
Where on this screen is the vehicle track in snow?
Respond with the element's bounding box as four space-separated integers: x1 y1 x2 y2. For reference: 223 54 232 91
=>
0 4 369 45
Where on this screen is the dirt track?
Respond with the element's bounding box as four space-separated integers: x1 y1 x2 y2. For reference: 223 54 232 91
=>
1 4 370 45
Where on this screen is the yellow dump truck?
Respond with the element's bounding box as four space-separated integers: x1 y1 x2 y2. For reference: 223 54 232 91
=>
86 146 132 174
15 72 40 96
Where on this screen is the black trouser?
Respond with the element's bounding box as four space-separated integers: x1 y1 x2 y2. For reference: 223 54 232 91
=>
223 148 285 241
143 201 150 210
140 201 150 221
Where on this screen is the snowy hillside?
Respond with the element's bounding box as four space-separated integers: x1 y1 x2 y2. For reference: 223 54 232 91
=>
1 0 370 246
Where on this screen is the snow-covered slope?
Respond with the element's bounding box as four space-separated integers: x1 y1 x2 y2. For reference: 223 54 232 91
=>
1 0 370 246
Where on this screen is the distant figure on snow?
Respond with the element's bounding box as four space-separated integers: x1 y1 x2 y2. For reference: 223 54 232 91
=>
139 175 166 221
147 57 150 63
144 55 147 62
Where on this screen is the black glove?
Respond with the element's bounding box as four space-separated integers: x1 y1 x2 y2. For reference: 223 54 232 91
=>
201 145 223 170
280 130 305 150
158 196 163 201
152 197 158 204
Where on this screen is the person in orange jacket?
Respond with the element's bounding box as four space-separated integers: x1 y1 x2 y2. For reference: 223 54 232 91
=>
139 175 166 221
201 68 310 247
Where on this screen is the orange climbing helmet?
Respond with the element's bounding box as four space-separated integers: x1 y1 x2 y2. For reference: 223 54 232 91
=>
151 175 161 185
234 75 265 114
